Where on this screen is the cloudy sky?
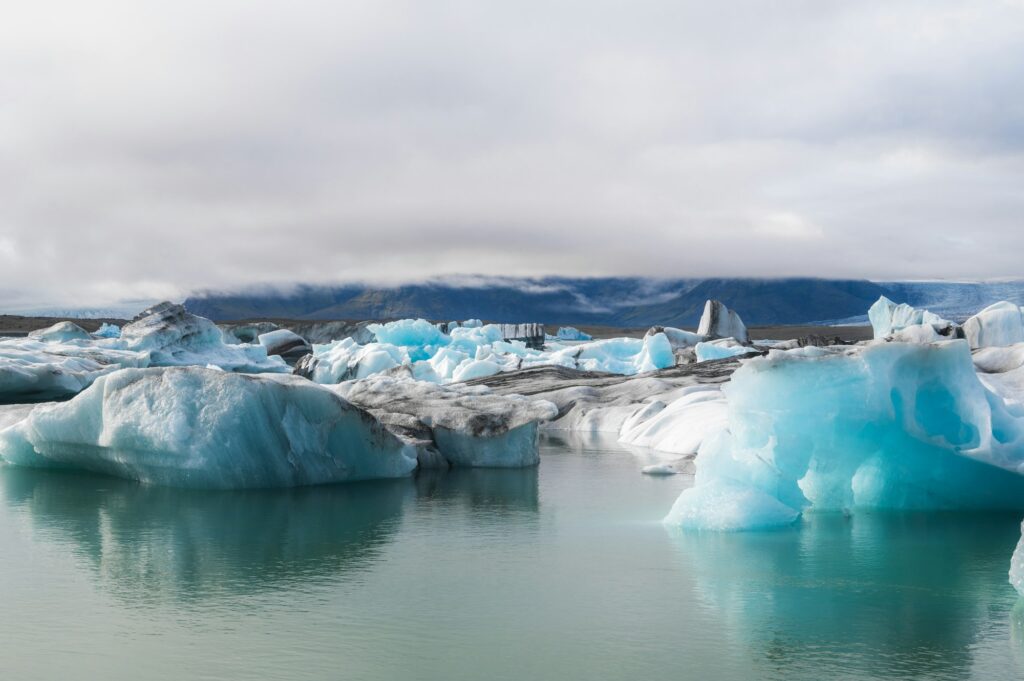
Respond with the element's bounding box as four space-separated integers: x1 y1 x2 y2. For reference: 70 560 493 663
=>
2 0 1023 309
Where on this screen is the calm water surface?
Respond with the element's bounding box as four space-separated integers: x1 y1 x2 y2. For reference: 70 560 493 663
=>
2 436 1023 680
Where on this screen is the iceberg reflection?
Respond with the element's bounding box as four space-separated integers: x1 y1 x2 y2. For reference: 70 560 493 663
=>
669 512 1024 680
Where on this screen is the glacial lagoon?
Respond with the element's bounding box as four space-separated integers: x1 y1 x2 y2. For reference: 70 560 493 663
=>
2 437 1022 681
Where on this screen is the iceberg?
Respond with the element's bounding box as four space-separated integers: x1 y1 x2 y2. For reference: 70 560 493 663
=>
694 339 756 362
28 321 92 343
0 367 420 488
335 375 558 468
301 319 684 385
665 342 1024 531
553 327 592 341
0 302 289 402
1012 522 1024 597
92 322 122 339
697 300 748 344
0 364 558 486
257 328 311 364
0 339 148 402
120 302 288 373
868 296 949 340
964 301 1024 350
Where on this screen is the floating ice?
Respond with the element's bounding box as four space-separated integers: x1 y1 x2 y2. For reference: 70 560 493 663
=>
1011 521 1024 597
303 320 680 385
335 375 558 468
28 321 92 343
666 342 1024 531
656 327 703 351
964 301 1024 349
641 464 678 476
868 296 949 340
695 339 755 362
119 302 288 373
257 328 311 363
0 302 287 402
92 322 121 339
0 367 420 488
553 327 592 341
697 300 748 344
0 339 148 402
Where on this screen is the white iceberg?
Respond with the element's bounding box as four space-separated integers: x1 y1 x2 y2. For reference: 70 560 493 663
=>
28 321 92 343
0 302 288 402
868 296 949 340
0 367 420 488
694 339 756 362
697 300 748 344
120 302 288 373
964 301 1024 350
665 342 1024 531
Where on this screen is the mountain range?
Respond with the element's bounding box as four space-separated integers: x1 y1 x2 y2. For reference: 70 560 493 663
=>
182 277 1024 327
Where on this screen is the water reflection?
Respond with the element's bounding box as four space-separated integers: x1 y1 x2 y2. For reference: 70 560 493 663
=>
0 464 540 605
670 512 1024 681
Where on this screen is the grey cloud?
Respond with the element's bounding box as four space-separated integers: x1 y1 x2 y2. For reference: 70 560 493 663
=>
1 0 1024 309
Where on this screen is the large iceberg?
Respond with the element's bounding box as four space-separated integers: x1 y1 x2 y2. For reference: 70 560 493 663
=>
0 367 420 488
665 342 1024 531
0 365 558 487
335 375 558 468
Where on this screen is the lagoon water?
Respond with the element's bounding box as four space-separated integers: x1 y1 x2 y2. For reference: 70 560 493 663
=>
2 436 1023 680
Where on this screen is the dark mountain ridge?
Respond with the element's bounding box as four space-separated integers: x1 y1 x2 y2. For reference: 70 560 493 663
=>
183 277 1024 327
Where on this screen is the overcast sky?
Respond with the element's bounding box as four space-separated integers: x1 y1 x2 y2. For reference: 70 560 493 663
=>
2 0 1023 308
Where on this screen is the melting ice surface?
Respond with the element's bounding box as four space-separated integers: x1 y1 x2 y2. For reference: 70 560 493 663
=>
1 440 1023 681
